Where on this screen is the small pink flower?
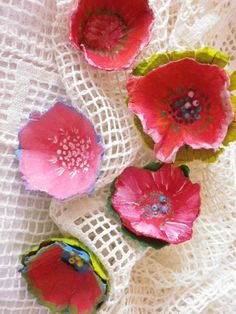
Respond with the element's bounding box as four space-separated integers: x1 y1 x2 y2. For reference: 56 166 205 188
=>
17 103 103 200
127 58 233 162
70 0 154 71
110 164 201 245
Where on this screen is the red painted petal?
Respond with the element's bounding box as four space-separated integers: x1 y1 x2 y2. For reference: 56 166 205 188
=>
70 0 154 70
18 103 103 199
153 129 184 162
24 243 105 313
112 167 157 220
110 164 201 244
162 220 193 244
127 76 171 144
125 218 167 240
127 58 233 162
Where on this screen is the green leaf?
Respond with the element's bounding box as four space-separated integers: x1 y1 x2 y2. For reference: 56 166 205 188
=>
230 95 236 114
179 165 190 178
133 116 154 149
175 145 224 165
132 47 230 79
143 162 163 171
168 50 195 61
195 47 230 68
106 179 121 224
132 53 169 76
122 226 168 250
223 121 236 146
229 71 236 91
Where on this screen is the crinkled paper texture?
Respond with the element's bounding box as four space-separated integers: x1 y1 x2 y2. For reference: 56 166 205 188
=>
1 0 236 313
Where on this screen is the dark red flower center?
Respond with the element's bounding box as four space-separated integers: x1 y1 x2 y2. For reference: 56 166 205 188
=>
82 11 127 52
168 89 202 125
48 128 93 177
137 191 173 219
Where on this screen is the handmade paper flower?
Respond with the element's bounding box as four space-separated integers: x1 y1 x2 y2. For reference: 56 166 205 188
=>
108 163 200 245
70 0 154 71
17 103 103 200
20 238 109 314
127 47 236 163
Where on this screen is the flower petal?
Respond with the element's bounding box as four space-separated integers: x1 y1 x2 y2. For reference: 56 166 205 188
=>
70 0 154 70
18 103 103 199
128 58 233 163
109 164 201 245
21 241 108 314
111 167 157 221
162 220 193 244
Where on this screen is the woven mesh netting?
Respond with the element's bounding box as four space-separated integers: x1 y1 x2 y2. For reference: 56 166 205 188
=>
1 0 236 313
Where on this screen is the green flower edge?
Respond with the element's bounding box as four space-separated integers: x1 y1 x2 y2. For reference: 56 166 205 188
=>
132 47 230 76
106 162 190 250
21 238 110 314
21 237 109 288
131 47 236 163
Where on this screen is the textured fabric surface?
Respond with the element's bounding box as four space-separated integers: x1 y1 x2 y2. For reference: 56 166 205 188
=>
0 0 236 313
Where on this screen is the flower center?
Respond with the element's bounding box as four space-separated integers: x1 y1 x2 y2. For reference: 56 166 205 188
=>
168 90 202 125
138 191 172 219
48 128 92 178
82 12 127 52
61 250 89 273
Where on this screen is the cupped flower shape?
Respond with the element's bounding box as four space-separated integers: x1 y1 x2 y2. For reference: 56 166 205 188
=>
20 238 109 314
108 163 201 245
127 47 236 163
70 0 154 71
17 103 103 200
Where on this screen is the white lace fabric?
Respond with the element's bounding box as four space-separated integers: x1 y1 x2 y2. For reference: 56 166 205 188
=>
0 0 236 313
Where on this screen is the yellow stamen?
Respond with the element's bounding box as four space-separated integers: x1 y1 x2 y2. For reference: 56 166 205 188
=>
69 258 75 264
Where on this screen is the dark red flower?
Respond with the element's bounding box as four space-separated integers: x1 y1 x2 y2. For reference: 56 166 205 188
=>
70 0 154 70
110 164 201 245
21 238 109 314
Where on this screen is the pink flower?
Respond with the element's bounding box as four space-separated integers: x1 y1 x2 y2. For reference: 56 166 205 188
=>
127 58 234 162
17 103 103 200
110 164 201 245
70 0 154 71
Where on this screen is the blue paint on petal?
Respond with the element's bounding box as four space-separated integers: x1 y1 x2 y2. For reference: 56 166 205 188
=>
59 242 90 263
151 204 158 211
20 266 28 273
29 111 41 121
15 148 22 160
161 206 169 214
74 263 89 273
159 195 166 203
101 282 107 293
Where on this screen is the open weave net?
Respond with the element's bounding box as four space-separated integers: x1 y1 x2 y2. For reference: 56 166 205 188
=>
0 0 236 313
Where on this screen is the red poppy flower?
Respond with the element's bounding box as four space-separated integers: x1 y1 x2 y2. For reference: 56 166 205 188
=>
127 51 234 163
110 164 200 245
21 238 109 314
17 103 103 200
70 0 154 71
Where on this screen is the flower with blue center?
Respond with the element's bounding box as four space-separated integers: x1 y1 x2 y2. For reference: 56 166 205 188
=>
129 47 236 163
108 163 201 245
20 238 109 314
